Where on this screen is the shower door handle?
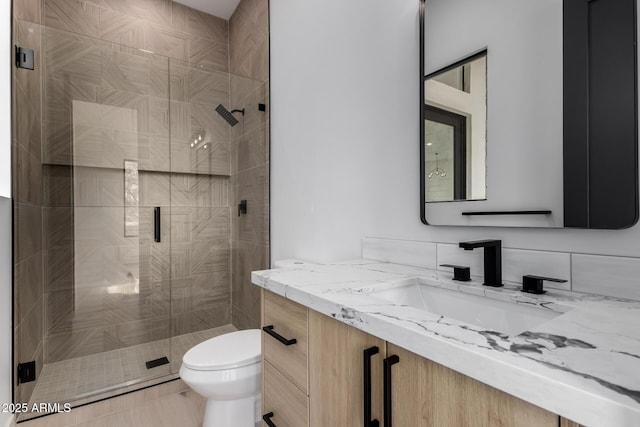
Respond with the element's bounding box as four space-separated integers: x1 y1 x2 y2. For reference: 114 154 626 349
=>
154 207 161 242
262 412 277 426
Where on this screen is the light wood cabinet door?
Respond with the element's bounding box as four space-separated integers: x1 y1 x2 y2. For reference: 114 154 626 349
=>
263 361 309 427
308 311 386 427
387 344 558 427
560 418 584 427
262 290 309 393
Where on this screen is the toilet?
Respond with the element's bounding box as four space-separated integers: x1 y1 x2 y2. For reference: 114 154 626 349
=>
179 329 262 427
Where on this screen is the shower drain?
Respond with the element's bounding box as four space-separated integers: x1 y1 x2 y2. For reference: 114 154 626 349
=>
145 357 170 369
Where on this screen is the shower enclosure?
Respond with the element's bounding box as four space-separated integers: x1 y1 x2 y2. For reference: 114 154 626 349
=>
12 0 269 420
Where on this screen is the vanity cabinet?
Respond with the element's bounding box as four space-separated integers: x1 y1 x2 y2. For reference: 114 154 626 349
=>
261 289 584 427
387 343 557 426
261 291 309 427
308 309 386 426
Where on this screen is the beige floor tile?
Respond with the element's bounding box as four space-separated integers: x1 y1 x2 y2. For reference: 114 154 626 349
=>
129 390 206 427
73 409 135 427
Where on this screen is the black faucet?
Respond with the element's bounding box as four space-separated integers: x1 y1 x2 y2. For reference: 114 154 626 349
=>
458 240 503 287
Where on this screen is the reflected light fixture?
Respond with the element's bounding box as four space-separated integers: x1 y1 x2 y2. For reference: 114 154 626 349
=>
428 152 447 179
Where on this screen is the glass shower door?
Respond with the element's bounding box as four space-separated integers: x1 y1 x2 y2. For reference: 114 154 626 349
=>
165 58 235 375
34 25 175 409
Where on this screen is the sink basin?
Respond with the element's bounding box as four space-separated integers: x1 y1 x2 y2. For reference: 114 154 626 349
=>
369 277 565 336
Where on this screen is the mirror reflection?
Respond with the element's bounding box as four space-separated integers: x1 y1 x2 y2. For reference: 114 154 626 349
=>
425 51 487 202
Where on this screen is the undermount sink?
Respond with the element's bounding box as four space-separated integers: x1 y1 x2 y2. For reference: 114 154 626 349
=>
369 277 566 336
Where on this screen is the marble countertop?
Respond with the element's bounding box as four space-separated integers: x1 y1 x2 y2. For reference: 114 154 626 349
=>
251 259 640 427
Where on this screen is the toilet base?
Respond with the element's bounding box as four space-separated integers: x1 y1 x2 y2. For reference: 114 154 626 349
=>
203 394 261 427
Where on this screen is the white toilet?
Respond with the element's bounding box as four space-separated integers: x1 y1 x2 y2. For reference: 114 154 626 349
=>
179 329 262 427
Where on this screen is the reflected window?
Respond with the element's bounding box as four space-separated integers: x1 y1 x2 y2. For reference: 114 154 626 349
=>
424 50 487 202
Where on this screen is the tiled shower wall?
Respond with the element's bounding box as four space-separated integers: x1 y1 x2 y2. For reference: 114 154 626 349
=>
12 0 268 405
36 0 234 363
229 0 270 330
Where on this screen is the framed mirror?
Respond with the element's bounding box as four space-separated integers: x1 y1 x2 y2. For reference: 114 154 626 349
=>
420 0 639 229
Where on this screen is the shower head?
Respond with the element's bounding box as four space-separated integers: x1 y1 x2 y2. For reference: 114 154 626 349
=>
215 104 245 127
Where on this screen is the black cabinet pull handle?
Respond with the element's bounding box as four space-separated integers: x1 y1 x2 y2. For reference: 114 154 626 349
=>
262 412 276 427
153 207 161 242
383 355 400 427
262 325 297 346
363 346 380 427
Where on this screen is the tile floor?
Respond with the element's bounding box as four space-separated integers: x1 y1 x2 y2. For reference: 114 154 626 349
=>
22 324 237 424
20 379 206 427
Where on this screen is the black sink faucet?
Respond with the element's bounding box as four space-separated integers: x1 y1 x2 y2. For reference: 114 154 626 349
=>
458 240 503 287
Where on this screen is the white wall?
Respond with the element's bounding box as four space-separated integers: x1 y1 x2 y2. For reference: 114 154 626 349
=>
270 0 640 265
1 0 12 424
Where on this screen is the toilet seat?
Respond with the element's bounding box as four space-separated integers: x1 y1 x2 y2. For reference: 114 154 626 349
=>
182 329 261 371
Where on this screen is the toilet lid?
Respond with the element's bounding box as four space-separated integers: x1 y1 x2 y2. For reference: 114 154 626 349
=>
182 329 261 371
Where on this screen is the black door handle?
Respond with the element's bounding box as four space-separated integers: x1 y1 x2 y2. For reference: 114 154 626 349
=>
262 325 297 346
383 355 400 427
262 411 276 427
363 346 380 427
153 207 161 242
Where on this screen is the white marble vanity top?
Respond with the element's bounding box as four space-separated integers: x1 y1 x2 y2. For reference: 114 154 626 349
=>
251 259 640 427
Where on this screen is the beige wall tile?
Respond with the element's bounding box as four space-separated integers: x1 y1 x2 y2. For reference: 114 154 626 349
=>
170 242 191 279
166 59 189 102
229 0 269 81
189 68 229 107
148 56 169 100
192 245 230 275
99 7 144 48
170 140 231 176
101 50 150 95
14 0 42 24
43 206 73 249
231 241 265 320
235 125 266 173
15 203 42 263
44 245 74 292
139 172 170 206
232 304 260 330
234 164 268 244
171 2 227 42
230 73 262 108
14 145 43 205
16 296 44 369
44 28 102 86
14 20 42 159
143 23 189 62
189 36 228 72
42 120 72 166
15 253 44 325
44 76 99 124
44 0 100 38
192 270 230 311
43 165 74 207
45 288 104 336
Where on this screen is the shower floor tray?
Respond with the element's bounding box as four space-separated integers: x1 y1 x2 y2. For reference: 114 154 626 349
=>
27 325 237 413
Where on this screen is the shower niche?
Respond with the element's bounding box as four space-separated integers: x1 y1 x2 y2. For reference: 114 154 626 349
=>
12 0 269 419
